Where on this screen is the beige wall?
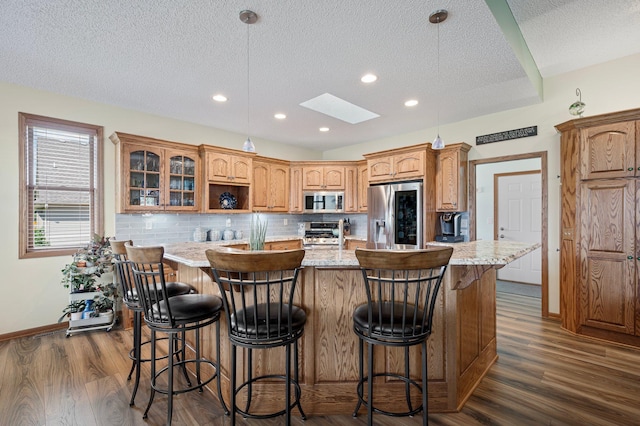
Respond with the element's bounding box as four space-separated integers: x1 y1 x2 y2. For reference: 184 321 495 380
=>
1 52 639 335
0 83 321 335
323 52 640 315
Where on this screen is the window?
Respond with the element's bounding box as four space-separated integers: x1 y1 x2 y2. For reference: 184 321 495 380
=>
19 113 104 258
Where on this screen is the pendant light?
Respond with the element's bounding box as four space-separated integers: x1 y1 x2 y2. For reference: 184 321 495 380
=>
240 10 257 152
429 9 447 150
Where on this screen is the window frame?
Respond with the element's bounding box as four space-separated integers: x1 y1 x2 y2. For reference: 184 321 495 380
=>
18 112 104 259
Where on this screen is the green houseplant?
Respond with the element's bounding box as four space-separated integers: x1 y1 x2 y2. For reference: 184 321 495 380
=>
61 234 114 292
58 300 86 322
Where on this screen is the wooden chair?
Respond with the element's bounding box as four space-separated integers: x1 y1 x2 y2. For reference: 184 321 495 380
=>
352 247 453 426
206 248 306 426
125 244 226 425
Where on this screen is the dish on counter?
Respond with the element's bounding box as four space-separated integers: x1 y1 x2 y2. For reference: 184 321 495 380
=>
219 192 237 209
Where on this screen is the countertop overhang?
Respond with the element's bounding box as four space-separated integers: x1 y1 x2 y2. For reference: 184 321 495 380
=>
162 239 540 269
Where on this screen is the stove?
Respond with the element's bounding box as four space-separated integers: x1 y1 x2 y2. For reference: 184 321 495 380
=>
302 221 340 247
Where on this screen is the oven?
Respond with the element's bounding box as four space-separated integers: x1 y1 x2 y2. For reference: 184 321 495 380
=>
302 221 340 248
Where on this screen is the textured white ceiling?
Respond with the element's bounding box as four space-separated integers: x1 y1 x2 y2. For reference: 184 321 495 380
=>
1 0 639 151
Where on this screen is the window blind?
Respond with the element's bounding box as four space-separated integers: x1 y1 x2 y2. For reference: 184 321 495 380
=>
22 116 101 254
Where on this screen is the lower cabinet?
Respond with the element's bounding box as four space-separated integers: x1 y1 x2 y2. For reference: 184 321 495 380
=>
346 239 367 250
579 179 637 337
265 239 302 251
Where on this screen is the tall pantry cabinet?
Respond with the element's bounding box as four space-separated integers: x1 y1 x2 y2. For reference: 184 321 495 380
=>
556 108 640 347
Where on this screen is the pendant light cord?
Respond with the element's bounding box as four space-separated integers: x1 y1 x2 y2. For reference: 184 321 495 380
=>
436 15 440 137
246 21 250 140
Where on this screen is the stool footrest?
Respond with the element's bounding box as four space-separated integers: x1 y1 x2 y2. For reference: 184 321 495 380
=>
354 372 424 418
234 374 306 420
151 358 219 396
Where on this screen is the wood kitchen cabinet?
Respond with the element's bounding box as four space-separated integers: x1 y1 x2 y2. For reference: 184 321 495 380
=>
110 132 200 213
357 160 368 212
556 108 640 347
344 166 358 213
302 164 345 190
264 239 302 250
436 143 471 212
289 166 303 213
366 148 425 183
200 146 255 213
252 158 290 212
580 121 639 179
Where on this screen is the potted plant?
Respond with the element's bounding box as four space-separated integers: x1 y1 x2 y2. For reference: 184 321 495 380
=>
61 234 114 292
91 294 115 323
58 300 86 322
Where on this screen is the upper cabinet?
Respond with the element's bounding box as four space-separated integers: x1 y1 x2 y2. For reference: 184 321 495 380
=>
436 143 471 212
302 165 345 190
366 147 425 183
200 146 255 213
289 166 303 213
357 160 368 212
253 158 290 212
579 121 638 180
111 132 200 213
206 151 252 184
344 166 358 213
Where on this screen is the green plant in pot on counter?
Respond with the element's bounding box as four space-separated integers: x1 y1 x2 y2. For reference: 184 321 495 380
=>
249 213 268 251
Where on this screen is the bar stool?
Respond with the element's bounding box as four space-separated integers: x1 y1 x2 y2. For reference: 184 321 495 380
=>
126 244 226 425
352 247 453 426
111 240 196 406
206 248 307 426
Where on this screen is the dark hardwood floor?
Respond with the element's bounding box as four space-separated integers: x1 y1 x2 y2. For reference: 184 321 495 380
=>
2 292 640 425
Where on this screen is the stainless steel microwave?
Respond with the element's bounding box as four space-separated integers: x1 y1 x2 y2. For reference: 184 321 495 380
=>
303 191 344 213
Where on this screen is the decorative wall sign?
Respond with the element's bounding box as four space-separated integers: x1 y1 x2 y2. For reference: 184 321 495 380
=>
476 126 537 145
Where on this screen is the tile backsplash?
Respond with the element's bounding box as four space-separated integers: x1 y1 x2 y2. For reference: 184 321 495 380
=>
115 212 367 246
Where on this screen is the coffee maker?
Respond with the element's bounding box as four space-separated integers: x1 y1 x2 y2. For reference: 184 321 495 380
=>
435 212 465 242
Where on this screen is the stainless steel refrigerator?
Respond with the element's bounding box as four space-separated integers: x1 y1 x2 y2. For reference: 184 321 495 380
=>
367 181 423 249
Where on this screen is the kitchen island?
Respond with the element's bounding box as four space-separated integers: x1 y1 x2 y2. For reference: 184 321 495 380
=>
162 240 538 415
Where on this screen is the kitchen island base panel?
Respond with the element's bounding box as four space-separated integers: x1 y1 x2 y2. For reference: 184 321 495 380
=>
171 258 499 415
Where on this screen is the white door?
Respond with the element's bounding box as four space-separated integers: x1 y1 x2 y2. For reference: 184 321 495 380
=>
495 171 542 284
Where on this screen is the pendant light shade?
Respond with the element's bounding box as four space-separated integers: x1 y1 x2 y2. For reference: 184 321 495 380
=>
429 9 447 150
432 134 444 149
240 10 258 152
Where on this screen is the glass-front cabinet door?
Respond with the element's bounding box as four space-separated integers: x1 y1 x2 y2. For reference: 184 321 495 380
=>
165 151 198 211
126 146 164 211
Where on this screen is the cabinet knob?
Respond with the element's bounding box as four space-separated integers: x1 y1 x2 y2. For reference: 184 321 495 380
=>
628 167 634 171
628 255 634 260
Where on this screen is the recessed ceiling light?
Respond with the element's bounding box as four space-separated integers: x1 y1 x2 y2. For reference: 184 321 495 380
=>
361 73 378 83
274 113 286 120
212 94 227 102
404 99 419 107
319 127 330 132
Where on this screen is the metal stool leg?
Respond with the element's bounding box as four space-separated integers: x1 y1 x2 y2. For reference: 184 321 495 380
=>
353 337 364 417
216 321 229 414
129 311 142 406
293 339 307 419
143 330 156 420
367 341 374 426
405 346 414 413
422 340 428 426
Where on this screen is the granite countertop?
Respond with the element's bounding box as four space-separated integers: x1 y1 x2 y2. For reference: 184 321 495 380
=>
162 239 539 269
